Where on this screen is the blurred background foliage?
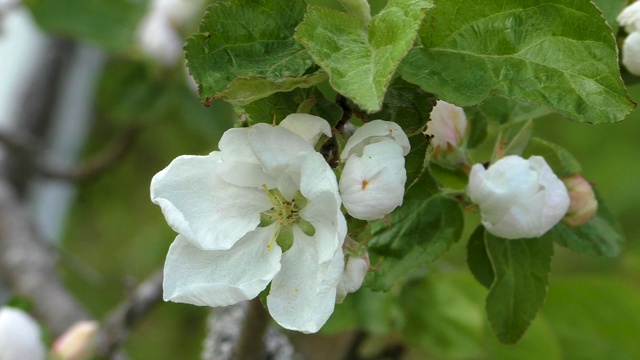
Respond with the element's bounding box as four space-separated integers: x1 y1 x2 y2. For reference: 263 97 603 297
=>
6 0 638 358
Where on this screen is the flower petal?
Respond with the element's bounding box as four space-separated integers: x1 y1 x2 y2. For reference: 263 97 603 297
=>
341 120 410 160
0 307 46 360
279 113 332 146
267 227 344 333
151 152 270 250
623 32 640 76
296 152 346 262
249 123 316 175
217 127 276 188
339 140 406 220
163 228 281 307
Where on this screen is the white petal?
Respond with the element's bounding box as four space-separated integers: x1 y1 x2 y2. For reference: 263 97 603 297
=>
267 227 344 333
163 229 281 307
279 113 332 146
341 120 410 160
336 255 369 303
217 128 276 188
618 2 640 33
0 307 46 360
249 123 316 176
484 191 546 239
151 152 270 250
296 152 345 262
339 141 406 220
623 32 640 76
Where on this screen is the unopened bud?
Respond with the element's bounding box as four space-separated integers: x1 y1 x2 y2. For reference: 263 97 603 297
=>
425 100 467 151
52 321 99 360
0 307 46 360
562 174 598 227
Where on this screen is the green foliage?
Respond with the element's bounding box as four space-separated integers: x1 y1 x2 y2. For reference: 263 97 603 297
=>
523 137 582 176
295 0 434 112
185 0 316 105
592 0 628 31
466 227 494 289
365 191 463 291
25 0 147 51
485 233 554 344
399 0 635 123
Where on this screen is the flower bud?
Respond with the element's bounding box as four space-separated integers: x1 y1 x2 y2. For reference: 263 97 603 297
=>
0 307 46 360
622 32 640 75
562 174 598 227
468 155 570 239
336 252 370 303
52 321 99 360
618 2 640 34
425 100 467 151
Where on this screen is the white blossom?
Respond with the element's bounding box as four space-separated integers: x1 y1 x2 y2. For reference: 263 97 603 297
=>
339 120 410 220
335 252 369 303
0 307 46 360
151 114 347 333
468 155 570 239
618 2 640 34
622 31 640 75
425 100 467 150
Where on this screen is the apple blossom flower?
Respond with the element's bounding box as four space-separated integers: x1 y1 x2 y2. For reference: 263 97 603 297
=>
618 2 640 34
52 321 99 360
0 307 46 360
562 174 598 227
339 120 410 220
468 155 570 239
622 32 640 75
151 114 347 333
425 100 467 150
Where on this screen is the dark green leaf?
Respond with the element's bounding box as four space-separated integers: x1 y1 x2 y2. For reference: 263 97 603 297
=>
404 134 432 190
365 194 463 291
399 0 635 123
485 233 554 344
429 163 468 190
295 0 434 111
467 226 494 289
467 97 552 125
186 0 316 105
25 0 147 51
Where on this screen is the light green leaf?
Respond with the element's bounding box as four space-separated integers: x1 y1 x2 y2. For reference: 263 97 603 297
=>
467 226 494 289
185 0 315 105
25 0 147 51
523 137 582 177
551 192 623 257
338 0 371 28
485 233 554 344
295 0 434 112
365 194 463 291
399 0 634 123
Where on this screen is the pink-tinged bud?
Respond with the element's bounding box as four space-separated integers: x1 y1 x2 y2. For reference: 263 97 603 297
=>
0 307 46 360
425 100 467 151
562 174 598 227
52 321 99 360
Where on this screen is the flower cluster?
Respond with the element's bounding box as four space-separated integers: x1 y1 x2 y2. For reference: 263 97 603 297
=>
618 3 640 75
151 114 409 333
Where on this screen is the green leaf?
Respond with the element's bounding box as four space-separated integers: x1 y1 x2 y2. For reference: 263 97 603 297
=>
543 276 640 360
399 0 635 123
365 194 463 291
551 192 623 257
185 0 315 105
467 227 494 289
485 233 554 344
242 87 342 125
523 137 582 177
467 97 552 125
362 77 436 135
429 163 468 190
25 0 147 51
404 134 432 190
498 120 534 158
295 0 434 112
592 0 627 31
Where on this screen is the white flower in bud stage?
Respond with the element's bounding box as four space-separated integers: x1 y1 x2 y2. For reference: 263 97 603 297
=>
335 252 369 303
425 100 467 150
468 155 570 239
52 321 99 360
151 114 347 333
622 32 640 75
0 307 46 360
618 2 640 34
339 120 410 220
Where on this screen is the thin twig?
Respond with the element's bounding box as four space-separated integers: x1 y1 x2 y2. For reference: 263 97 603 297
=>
97 270 164 359
0 125 139 182
0 175 90 335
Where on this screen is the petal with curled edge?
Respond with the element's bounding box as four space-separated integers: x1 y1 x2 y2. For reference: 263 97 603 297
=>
163 227 281 307
250 124 316 175
267 226 344 333
279 113 332 146
341 120 410 161
339 140 406 220
151 152 270 250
